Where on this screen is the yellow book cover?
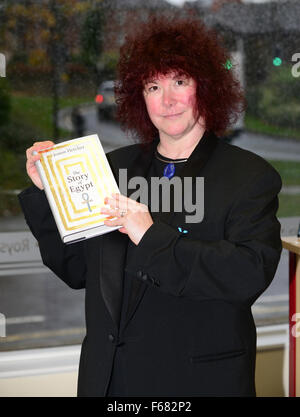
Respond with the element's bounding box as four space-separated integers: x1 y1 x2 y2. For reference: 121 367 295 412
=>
35 134 121 244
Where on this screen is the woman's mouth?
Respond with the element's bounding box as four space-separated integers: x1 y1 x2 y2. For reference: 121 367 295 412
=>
162 112 183 119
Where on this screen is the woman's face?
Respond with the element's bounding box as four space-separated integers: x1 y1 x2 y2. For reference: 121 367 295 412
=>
143 72 203 142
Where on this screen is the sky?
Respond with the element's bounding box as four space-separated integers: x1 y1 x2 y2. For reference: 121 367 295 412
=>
165 0 215 6
165 0 275 6
165 0 198 6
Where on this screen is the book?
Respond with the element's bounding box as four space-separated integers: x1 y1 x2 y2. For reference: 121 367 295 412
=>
35 134 121 244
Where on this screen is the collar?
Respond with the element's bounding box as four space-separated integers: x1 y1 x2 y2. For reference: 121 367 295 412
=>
127 131 219 183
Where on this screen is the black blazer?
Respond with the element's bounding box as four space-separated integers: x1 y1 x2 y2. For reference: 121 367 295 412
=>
19 131 282 397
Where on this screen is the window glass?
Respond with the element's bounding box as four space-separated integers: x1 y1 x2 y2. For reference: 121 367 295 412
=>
0 0 299 350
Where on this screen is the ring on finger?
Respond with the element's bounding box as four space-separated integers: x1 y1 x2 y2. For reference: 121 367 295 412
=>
120 209 127 217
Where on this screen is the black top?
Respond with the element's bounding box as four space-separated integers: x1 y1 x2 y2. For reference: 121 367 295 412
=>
18 130 282 396
107 152 187 396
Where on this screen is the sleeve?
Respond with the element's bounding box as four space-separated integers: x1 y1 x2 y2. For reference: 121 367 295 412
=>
18 186 86 289
125 166 282 307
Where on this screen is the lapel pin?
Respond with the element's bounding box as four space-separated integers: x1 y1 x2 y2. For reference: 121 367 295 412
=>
178 227 188 234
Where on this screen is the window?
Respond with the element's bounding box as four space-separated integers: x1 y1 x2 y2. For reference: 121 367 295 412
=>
0 0 299 352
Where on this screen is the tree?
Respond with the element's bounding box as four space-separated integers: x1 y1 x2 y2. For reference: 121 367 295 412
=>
81 5 105 85
3 0 105 138
0 79 10 127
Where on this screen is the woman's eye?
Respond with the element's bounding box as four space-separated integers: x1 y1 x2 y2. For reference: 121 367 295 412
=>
175 79 186 86
148 85 158 92
144 84 158 93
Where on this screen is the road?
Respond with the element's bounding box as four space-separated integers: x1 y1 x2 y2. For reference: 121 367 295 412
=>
232 131 300 162
61 104 300 160
0 105 299 350
59 104 135 152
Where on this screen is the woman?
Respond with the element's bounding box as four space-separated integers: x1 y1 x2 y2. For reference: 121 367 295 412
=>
20 16 282 396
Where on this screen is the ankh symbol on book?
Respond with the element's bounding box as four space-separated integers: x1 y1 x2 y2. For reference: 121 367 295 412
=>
82 192 92 212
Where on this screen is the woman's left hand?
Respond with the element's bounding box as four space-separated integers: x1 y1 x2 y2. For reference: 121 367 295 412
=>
100 193 154 245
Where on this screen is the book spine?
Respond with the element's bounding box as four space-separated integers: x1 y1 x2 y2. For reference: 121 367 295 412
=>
35 159 65 241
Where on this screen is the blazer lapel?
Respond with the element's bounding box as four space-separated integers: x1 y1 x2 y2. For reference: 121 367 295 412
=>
100 231 128 328
180 130 218 178
100 132 218 329
100 140 157 329
124 131 219 328
126 139 159 188
156 130 219 225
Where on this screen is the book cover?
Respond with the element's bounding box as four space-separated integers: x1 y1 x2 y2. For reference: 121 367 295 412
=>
35 134 121 244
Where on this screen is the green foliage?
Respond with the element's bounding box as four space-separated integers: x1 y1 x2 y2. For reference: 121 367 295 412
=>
0 79 11 126
245 88 262 118
0 93 91 194
81 7 104 72
0 120 39 154
255 65 300 129
0 149 28 190
245 114 300 140
267 160 300 187
278 194 300 218
0 118 38 196
99 50 119 81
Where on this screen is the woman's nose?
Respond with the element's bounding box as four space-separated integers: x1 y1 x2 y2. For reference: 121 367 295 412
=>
162 88 176 107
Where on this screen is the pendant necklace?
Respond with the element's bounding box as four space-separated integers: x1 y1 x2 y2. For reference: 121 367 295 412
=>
155 150 188 179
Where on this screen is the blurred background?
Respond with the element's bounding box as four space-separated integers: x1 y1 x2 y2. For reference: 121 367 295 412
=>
0 0 299 396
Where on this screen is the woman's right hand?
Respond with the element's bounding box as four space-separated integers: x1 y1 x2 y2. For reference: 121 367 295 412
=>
26 141 55 190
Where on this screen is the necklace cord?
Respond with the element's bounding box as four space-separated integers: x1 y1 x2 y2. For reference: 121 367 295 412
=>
155 150 188 164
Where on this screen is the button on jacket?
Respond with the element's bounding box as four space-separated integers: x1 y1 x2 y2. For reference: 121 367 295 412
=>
18 131 282 396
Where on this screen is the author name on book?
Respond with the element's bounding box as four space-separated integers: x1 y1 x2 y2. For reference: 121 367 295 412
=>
52 144 85 157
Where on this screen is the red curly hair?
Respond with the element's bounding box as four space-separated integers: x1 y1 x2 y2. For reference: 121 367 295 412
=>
115 15 244 144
